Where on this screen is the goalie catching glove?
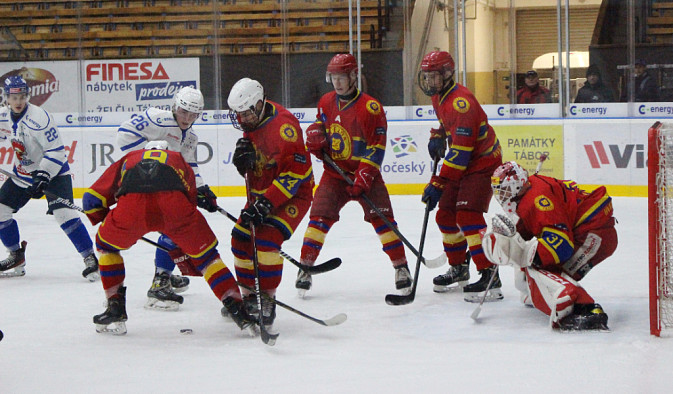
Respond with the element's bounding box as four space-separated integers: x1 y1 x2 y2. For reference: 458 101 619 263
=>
483 214 538 268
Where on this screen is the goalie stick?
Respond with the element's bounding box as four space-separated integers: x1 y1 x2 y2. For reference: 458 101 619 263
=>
471 154 547 320
322 156 447 269
385 159 439 306
216 207 341 274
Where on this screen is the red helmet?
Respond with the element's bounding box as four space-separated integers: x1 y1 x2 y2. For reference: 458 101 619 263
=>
421 51 455 73
327 53 358 75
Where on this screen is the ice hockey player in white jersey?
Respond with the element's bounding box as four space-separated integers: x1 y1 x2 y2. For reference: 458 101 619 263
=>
116 86 219 310
0 75 99 280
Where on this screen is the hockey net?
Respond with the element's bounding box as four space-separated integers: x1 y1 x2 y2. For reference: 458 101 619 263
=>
649 121 673 336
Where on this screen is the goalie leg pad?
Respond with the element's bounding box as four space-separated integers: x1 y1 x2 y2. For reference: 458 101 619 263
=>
524 267 594 326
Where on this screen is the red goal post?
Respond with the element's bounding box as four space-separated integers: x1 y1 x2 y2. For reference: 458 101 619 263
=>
649 121 673 336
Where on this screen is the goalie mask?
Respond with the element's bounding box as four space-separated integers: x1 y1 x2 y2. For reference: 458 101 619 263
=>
418 51 455 97
172 86 203 130
491 161 530 215
227 77 266 132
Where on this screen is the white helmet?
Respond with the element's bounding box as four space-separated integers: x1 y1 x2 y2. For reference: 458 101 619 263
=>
144 140 169 150
173 86 204 114
227 78 265 131
227 78 264 113
491 161 530 216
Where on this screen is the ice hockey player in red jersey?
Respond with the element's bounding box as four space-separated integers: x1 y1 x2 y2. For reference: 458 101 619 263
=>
418 50 503 302
296 53 412 297
483 161 616 331
82 141 255 335
227 78 314 331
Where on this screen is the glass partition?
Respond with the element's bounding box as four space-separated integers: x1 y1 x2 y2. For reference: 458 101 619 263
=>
0 0 670 117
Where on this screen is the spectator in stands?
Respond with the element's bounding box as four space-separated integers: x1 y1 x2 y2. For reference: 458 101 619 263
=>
620 59 660 102
517 70 551 104
575 64 615 103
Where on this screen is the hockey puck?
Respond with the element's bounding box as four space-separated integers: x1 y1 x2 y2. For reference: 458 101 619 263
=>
0 330 3 341
180 328 193 335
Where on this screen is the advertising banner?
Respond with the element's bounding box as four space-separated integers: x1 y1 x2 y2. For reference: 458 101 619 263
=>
0 58 200 114
493 124 564 178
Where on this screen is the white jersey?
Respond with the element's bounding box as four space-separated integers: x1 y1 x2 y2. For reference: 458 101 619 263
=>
0 103 69 185
116 107 204 187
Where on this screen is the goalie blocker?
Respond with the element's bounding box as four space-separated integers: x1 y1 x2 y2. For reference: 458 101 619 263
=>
486 160 617 331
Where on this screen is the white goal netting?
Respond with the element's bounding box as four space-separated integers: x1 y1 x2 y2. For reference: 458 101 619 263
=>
650 121 673 336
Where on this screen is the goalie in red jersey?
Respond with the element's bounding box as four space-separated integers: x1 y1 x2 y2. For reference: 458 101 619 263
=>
418 50 503 302
296 53 412 298
227 78 314 331
483 161 616 331
82 141 255 335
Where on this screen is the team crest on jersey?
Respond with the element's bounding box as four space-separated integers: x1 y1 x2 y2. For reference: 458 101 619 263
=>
328 123 352 160
453 97 470 113
366 100 382 115
11 139 27 161
280 123 298 143
285 204 299 218
534 195 554 211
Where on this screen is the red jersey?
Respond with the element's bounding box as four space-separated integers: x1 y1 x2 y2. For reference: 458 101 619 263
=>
432 81 501 181
243 100 314 208
516 175 614 266
83 148 196 224
316 90 387 178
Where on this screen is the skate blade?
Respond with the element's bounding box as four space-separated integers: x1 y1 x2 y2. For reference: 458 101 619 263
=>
95 321 127 335
463 288 504 303
433 281 467 293
297 288 308 298
144 298 180 311
0 266 25 278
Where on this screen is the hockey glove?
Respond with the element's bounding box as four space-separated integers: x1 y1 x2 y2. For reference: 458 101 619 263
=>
305 122 329 159
240 196 273 228
421 175 448 211
27 170 50 199
428 128 447 162
232 138 256 176
347 166 378 197
169 248 203 277
197 185 218 213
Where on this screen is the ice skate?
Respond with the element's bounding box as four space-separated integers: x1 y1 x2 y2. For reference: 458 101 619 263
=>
433 263 469 293
82 253 100 282
222 296 256 336
170 274 190 293
556 303 609 332
295 269 312 298
0 241 27 278
395 264 413 295
94 287 128 335
261 294 277 333
145 272 183 311
463 266 503 303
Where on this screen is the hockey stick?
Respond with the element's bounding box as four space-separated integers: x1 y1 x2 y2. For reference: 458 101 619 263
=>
244 172 279 346
385 159 439 306
470 265 500 321
216 207 341 274
0 167 165 253
322 156 446 269
237 282 347 327
471 154 548 320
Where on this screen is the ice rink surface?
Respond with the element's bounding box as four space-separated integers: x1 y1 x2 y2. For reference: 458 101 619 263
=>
0 195 668 393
